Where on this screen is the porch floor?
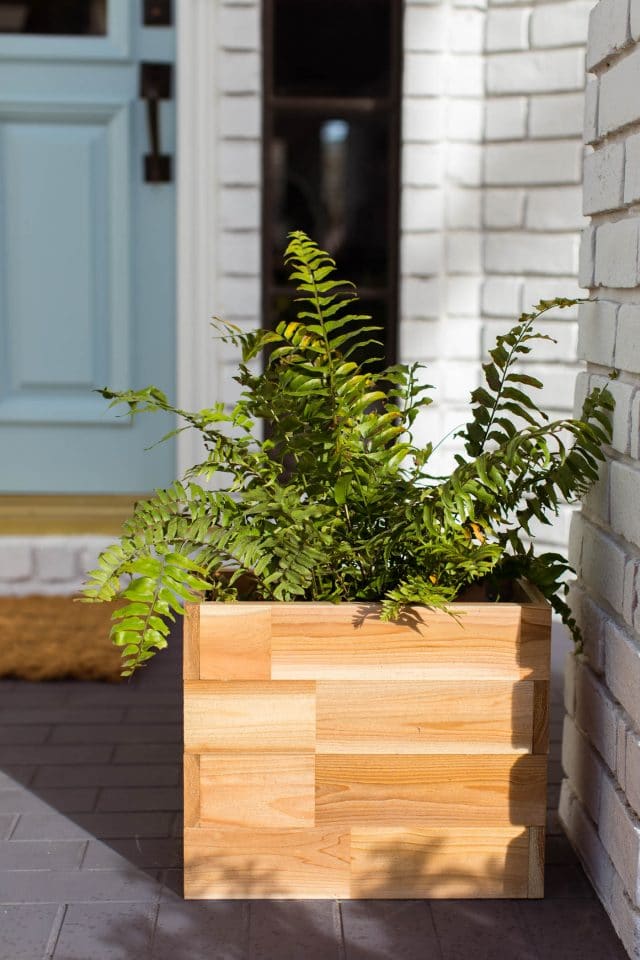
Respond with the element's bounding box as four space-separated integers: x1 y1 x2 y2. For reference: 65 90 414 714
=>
0 622 628 960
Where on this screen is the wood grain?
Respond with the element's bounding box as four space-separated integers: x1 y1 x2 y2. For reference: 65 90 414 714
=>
350 827 530 898
315 754 547 827
183 604 200 681
532 681 549 755
199 603 271 680
184 826 350 899
183 681 316 753
270 602 549 680
184 753 200 828
316 680 534 754
528 826 545 898
199 753 315 828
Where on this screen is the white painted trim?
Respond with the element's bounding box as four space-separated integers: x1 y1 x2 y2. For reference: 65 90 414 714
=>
176 0 220 477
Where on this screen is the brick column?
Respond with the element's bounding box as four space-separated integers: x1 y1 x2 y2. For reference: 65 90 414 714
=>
560 1 640 955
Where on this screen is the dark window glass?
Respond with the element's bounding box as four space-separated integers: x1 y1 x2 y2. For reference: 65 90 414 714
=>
273 0 391 98
269 114 389 289
0 0 107 34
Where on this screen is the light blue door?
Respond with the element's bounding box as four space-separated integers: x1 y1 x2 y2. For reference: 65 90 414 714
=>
0 0 175 493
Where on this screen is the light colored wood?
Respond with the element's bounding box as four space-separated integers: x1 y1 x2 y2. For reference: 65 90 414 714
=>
532 681 549 755
183 681 316 753
198 603 271 680
184 826 350 899
316 680 533 754
528 826 545 898
315 754 547 827
184 754 200 828
199 753 315 828
183 604 200 681
269 602 549 680
0 493 146 534
350 827 530 898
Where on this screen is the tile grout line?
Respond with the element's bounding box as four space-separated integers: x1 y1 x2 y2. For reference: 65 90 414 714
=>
44 903 67 960
426 901 446 960
335 900 347 960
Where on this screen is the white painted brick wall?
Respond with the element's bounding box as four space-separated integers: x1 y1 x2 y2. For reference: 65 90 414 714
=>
563 2 640 951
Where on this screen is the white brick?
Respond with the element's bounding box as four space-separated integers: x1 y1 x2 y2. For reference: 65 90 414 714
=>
611 876 640 960
441 318 483 359
485 232 579 275
403 98 446 142
528 92 585 138
0 539 33 582
618 716 628 791
623 558 639 627
482 277 522 316
78 538 120 578
220 186 260 230
584 75 599 145
582 457 611 528
627 733 640 818
634 0 640 39
562 715 604 822
611 462 640 548
594 219 640 289
446 100 484 141
579 225 596 287
402 276 442 318
219 95 260 138
487 49 585 95
402 187 444 230
531 1 592 48
446 55 483 96
400 319 439 360
581 520 627 613
616 304 640 373
565 649 577 716
404 5 447 51
600 772 640 906
448 9 485 51
606 377 636 454
484 188 525 227
484 97 527 141
218 51 260 92
624 133 640 204
568 583 608 672
402 144 444 186
404 53 445 96
576 662 618 772
632 392 640 459
534 364 579 408
606 620 640 725
486 8 529 51
219 231 260 276
219 275 260 316
34 540 77 582
446 188 482 228
526 186 584 230
485 141 582 186
219 141 260 185
583 143 625 215
446 276 482 315
522 276 582 315
577 299 618 366
446 233 482 273
599 47 640 136
219 5 259 50
587 0 631 69
447 144 483 185
401 232 442 276
560 781 616 908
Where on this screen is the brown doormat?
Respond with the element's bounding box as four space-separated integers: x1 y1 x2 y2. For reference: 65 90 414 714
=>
0 596 123 682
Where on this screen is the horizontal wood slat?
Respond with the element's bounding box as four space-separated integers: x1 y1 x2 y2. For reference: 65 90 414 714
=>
316 680 534 754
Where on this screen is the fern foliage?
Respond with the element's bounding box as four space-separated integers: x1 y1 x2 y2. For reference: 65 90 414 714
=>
83 231 613 674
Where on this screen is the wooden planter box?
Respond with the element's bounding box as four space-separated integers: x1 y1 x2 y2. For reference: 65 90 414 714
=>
183 584 550 900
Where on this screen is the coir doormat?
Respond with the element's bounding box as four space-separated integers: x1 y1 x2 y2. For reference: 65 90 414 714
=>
0 596 123 682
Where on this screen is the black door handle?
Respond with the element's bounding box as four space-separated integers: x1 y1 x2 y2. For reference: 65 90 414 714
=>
140 62 172 183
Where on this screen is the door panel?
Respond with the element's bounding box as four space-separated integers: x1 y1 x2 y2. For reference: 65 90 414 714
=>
0 0 176 493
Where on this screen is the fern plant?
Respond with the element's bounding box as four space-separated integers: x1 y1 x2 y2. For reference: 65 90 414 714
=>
83 231 613 675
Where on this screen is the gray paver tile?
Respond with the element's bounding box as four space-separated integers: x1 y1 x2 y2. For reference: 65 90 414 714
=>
342 900 442 960
545 835 580 866
82 838 182 870
543 864 596 899
0 724 51 744
33 763 178 788
249 901 342 960
113 744 181 764
0 766 35 788
517 900 628 958
96 787 180 812
152 895 247 960
0 904 60 960
0 840 85 870
0 707 126 725
0 814 17 839
53 902 156 960
124 706 181 723
0 867 161 903
431 901 539 960
0 744 113 765
50 723 180 744
0 788 97 814
11 811 174 841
